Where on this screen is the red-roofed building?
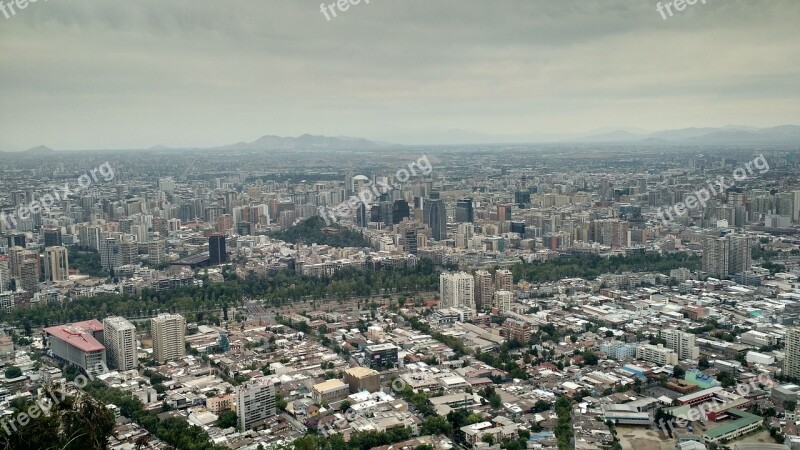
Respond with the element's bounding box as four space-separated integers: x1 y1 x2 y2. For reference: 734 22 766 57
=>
45 319 106 373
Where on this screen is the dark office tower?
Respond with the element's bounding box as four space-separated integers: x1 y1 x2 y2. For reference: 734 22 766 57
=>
6 233 26 248
510 221 526 235
43 228 62 248
514 191 531 208
392 200 410 224
424 199 447 241
404 228 418 254
209 234 227 265
455 198 474 223
357 203 368 228
429 191 440 200
237 222 253 236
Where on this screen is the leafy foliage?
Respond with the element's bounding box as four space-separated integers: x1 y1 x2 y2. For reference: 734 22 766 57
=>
271 216 371 248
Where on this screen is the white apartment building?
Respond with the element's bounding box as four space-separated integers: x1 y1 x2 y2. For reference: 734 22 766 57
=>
661 329 700 361
494 290 514 314
103 316 138 370
635 343 678 366
151 313 186 363
237 381 276 431
440 272 475 311
785 327 800 379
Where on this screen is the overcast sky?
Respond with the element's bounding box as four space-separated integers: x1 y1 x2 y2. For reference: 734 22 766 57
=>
0 0 798 150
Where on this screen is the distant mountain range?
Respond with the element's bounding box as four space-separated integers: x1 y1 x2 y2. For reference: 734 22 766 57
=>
387 125 800 145
213 134 388 151
13 125 800 152
573 125 800 145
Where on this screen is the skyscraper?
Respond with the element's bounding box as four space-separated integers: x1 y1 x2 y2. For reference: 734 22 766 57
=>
455 198 474 223
44 246 69 282
474 270 493 311
424 198 447 241
103 316 138 370
237 382 276 431
151 314 186 364
439 272 475 311
785 327 800 379
43 228 62 248
209 234 227 265
494 269 513 293
728 234 753 276
702 236 729 279
357 203 368 228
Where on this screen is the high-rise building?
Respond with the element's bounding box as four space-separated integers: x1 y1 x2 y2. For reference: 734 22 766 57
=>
99 236 120 271
728 234 753 275
497 204 512 222
43 228 62 248
151 314 186 363
786 328 800 379
209 234 227 265
424 198 447 241
702 236 729 279
661 329 699 361
494 290 514 314
44 246 69 282
237 382 276 431
148 240 166 266
494 269 513 293
455 198 474 223
19 258 40 293
103 316 138 370
474 270 493 311
392 200 410 224
357 203 368 228
439 272 475 311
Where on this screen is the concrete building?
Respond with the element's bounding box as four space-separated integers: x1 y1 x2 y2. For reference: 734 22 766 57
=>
236 381 276 430
474 270 493 311
494 290 514 314
44 320 106 373
635 343 678 366
151 313 186 363
440 272 475 311
343 367 380 393
103 316 138 370
312 379 350 404
364 343 399 369
702 236 729 279
785 327 800 379
494 269 513 292
728 234 753 275
44 246 69 282
662 329 700 361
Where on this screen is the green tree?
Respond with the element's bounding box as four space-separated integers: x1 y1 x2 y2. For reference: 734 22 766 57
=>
4 366 22 378
217 410 238 429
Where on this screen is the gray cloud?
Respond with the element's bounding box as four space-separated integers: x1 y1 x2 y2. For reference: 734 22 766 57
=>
0 0 798 149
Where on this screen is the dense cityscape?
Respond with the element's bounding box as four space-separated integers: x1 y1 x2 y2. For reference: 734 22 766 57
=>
3 1 800 450
0 144 798 450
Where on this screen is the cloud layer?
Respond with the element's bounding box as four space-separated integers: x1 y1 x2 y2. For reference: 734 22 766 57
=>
0 0 798 149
